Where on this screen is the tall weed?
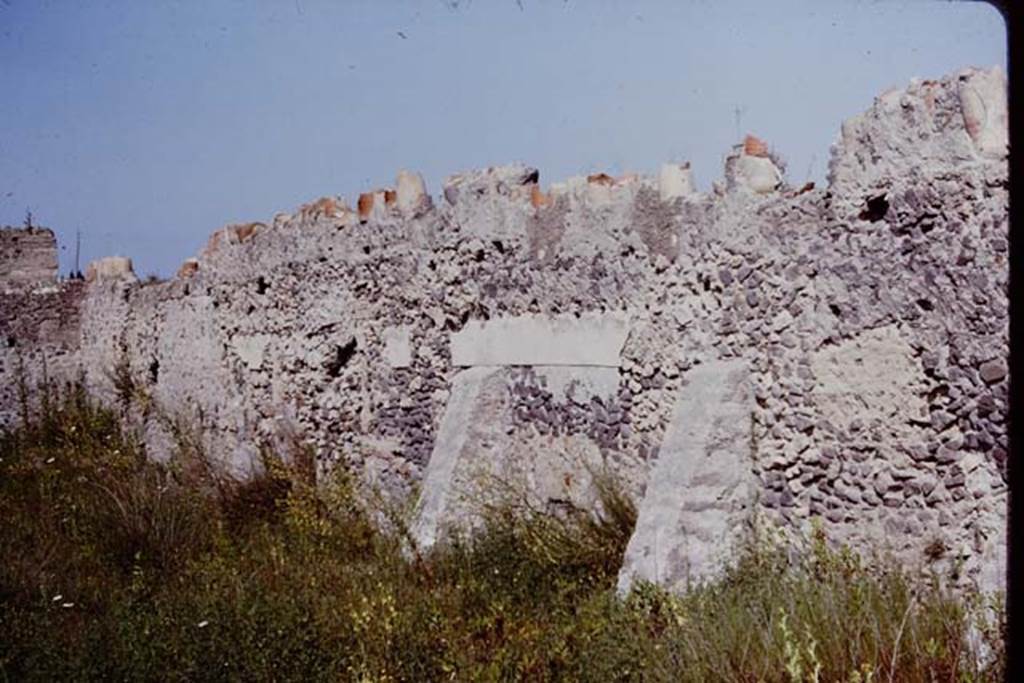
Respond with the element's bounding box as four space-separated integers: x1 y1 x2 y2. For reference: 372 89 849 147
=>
0 382 1005 681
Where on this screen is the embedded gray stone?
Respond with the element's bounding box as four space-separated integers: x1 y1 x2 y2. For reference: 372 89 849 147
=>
979 359 1007 384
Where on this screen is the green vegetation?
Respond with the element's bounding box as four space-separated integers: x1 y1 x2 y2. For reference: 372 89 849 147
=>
0 383 1005 681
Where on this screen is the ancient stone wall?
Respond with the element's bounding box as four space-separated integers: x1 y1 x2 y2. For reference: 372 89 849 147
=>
0 226 83 425
0 66 1008 594
0 227 58 291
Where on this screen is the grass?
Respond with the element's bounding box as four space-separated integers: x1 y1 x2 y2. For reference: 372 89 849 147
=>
0 382 1006 681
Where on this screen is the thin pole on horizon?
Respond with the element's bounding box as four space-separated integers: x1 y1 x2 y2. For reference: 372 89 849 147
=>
805 154 817 183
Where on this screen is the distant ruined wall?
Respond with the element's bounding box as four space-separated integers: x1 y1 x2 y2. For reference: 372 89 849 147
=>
0 227 59 291
0 66 1008 594
0 227 84 421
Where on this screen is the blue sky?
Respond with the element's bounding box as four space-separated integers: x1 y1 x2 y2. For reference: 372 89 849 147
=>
0 1 1006 277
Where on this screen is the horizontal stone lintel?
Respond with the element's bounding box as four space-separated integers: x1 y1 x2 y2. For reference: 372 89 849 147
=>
449 312 630 367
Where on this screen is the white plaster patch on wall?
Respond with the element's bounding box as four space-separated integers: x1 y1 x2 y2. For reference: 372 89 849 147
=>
810 325 927 428
382 325 413 368
232 334 271 371
449 312 630 367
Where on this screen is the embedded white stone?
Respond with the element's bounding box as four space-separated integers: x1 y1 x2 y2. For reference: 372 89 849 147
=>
232 334 270 371
658 163 696 201
734 155 781 194
382 325 413 368
396 169 432 216
449 313 630 367
958 66 1008 158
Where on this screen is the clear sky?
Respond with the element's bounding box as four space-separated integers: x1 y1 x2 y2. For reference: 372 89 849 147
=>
0 0 1006 277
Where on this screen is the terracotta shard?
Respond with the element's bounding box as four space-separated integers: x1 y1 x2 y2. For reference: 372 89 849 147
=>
743 135 769 158
530 184 550 209
204 230 224 254
922 86 937 113
300 197 347 221
272 212 292 229
232 222 265 243
177 258 199 279
358 192 375 220
784 181 815 198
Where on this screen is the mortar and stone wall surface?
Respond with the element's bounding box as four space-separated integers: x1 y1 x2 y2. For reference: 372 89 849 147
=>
0 66 1008 595
0 227 59 292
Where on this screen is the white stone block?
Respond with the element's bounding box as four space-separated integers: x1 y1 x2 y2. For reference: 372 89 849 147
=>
85 256 137 284
734 155 781 194
382 325 413 368
958 66 1008 158
618 359 754 593
396 169 432 217
449 312 630 367
658 163 696 201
